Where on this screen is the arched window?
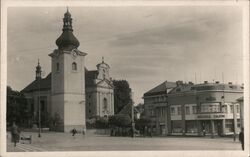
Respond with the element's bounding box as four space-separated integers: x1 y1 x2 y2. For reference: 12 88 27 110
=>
72 62 77 71
103 98 108 110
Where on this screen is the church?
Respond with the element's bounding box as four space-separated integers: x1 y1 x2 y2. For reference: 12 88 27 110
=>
21 9 114 132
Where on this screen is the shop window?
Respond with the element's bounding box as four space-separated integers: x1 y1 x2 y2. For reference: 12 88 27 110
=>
225 119 234 132
177 106 181 115
192 106 197 114
185 121 198 133
200 103 221 113
185 106 190 115
171 107 175 115
171 120 183 133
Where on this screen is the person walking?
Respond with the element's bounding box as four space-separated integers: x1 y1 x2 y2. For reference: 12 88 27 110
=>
11 122 20 147
71 128 77 136
203 129 206 136
239 127 244 150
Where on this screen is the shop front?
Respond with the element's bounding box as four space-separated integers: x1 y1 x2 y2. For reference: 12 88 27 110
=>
200 120 223 136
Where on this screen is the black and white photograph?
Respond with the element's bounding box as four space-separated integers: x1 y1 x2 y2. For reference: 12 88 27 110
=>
1 1 249 157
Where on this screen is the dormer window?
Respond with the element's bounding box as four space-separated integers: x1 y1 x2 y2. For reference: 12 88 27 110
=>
72 62 77 71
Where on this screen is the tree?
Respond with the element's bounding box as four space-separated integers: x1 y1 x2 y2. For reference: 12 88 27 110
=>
113 80 131 114
95 117 109 129
109 114 131 136
7 86 30 127
135 117 153 136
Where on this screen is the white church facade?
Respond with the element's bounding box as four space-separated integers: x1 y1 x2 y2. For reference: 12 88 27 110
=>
21 9 114 132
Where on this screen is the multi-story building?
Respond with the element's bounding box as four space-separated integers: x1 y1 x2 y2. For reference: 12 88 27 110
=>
143 80 244 136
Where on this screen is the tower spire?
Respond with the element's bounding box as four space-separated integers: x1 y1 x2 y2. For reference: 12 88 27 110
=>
102 56 104 63
36 58 42 80
55 8 80 50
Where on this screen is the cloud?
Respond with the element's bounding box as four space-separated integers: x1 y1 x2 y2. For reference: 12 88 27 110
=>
6 6 244 104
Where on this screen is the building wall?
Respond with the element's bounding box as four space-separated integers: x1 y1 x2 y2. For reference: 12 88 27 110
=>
24 90 51 123
86 85 114 119
143 84 243 136
51 51 86 132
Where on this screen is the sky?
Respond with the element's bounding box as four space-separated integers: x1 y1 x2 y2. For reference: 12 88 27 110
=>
7 6 244 104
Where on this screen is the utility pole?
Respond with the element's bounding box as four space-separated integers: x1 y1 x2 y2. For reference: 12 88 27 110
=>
130 88 135 138
38 78 41 138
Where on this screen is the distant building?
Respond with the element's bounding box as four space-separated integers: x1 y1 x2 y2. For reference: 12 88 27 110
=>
143 80 244 136
21 9 114 132
134 103 145 120
236 96 244 128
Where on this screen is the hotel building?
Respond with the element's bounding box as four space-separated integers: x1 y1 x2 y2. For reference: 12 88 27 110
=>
143 81 243 136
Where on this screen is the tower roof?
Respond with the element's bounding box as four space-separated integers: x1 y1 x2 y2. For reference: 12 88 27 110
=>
96 57 110 69
36 59 41 71
56 8 80 50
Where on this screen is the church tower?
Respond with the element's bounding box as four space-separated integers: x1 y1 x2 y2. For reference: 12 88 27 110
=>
49 9 86 132
96 57 110 80
35 59 42 80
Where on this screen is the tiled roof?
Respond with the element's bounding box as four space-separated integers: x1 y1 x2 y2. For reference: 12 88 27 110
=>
21 73 51 93
21 68 102 93
168 82 244 94
144 81 177 96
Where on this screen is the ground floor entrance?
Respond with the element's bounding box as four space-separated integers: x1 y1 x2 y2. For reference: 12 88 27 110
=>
201 120 223 136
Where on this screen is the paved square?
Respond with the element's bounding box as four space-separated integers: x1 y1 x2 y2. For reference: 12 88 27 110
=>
7 131 242 152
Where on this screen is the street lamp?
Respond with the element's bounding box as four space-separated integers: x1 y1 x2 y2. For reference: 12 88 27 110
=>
36 61 45 138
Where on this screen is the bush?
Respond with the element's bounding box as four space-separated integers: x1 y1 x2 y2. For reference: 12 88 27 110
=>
95 117 109 129
109 114 131 127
